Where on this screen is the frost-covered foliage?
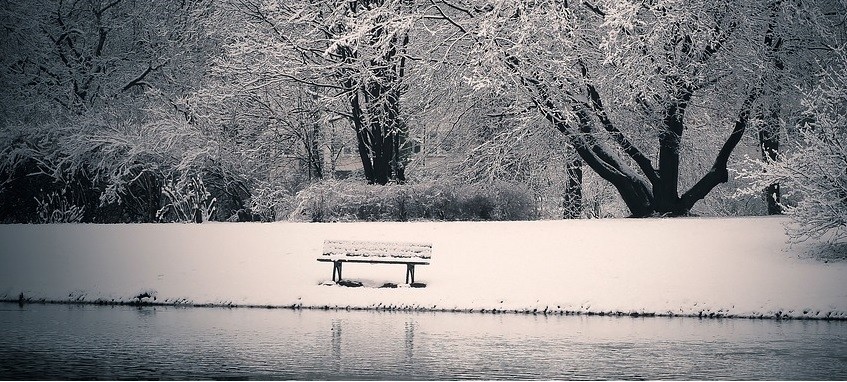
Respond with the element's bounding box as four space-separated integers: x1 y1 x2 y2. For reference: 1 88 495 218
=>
737 49 847 242
214 0 425 185
34 191 85 224
0 102 225 222
81 110 216 216
0 1 250 223
289 179 537 222
450 89 634 219
450 0 844 217
248 182 296 222
157 176 217 223
4 0 846 223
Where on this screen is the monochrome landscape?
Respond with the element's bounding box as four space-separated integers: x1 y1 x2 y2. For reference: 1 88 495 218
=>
1 0 846 380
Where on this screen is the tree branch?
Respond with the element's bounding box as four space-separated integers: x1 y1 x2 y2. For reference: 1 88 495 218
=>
680 89 758 210
579 63 659 186
436 0 474 17
428 0 469 34
122 61 167 92
582 1 606 17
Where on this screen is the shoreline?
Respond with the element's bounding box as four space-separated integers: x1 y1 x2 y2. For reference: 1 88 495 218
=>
4 298 845 321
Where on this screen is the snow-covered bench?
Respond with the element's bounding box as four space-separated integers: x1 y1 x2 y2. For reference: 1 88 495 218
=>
318 240 432 284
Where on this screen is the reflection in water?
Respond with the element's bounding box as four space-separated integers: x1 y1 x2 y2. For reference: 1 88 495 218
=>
134 305 157 319
331 319 341 370
405 320 414 364
1 303 846 380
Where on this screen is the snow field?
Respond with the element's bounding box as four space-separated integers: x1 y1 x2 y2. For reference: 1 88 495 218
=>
0 217 844 319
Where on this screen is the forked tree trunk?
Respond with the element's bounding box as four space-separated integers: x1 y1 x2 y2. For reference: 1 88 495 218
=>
541 92 754 218
350 83 407 186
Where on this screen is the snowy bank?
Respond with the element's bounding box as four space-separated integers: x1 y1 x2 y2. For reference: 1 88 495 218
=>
1 217 845 319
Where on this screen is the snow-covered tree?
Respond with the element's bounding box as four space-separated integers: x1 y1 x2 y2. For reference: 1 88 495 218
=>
438 0 844 217
448 90 587 219
738 46 847 242
217 0 423 185
0 0 222 222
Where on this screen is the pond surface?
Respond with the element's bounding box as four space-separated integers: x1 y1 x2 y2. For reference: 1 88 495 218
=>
1 303 846 380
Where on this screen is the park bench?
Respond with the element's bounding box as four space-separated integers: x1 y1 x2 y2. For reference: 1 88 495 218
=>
318 240 432 284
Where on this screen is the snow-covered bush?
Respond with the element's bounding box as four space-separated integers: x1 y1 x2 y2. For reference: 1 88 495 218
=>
288 179 538 222
33 190 85 224
402 181 460 221
157 176 217 223
310 180 401 222
460 194 496 220
490 181 538 221
737 49 847 242
248 181 295 222
287 180 341 222
0 98 236 223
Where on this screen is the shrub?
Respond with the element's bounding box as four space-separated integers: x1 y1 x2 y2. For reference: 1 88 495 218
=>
156 176 216 223
491 181 538 221
461 194 495 220
405 182 460 220
34 190 85 223
289 178 538 222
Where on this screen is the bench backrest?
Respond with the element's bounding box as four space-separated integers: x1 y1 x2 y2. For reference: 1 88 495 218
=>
321 240 432 263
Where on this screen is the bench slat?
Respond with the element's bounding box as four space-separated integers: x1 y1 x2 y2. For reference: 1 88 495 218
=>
317 258 430 265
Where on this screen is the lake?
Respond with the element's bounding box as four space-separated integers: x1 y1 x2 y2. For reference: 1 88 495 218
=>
1 303 846 380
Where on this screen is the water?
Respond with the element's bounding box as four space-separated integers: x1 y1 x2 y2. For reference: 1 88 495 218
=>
1 303 846 380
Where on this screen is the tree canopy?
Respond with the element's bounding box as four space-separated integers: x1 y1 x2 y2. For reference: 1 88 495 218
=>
1 0 845 233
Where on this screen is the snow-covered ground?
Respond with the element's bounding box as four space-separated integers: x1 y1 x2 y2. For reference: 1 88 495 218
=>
1 217 845 319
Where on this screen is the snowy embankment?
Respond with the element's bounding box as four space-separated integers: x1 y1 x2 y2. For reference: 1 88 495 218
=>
1 217 845 319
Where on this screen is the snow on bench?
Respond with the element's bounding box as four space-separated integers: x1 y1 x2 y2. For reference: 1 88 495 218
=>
317 240 432 284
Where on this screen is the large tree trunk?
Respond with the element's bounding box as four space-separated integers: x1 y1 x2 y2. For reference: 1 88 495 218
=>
654 99 690 215
542 92 755 218
350 91 376 184
351 81 407 186
565 110 655 217
368 79 398 186
345 24 409 186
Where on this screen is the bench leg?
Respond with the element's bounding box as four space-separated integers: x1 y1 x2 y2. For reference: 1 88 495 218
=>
333 261 343 282
406 264 415 284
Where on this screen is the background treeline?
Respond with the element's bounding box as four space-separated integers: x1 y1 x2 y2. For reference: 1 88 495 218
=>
0 1 845 242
